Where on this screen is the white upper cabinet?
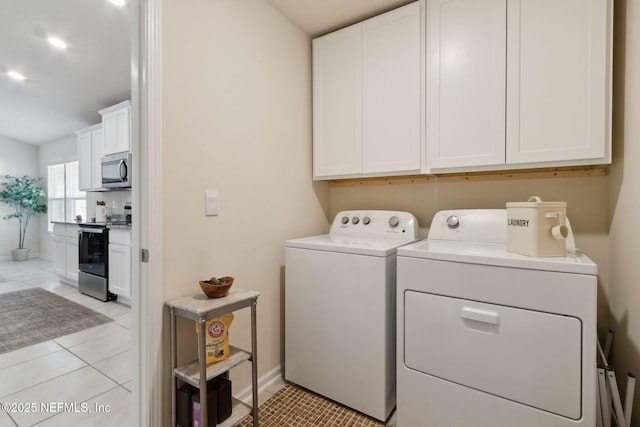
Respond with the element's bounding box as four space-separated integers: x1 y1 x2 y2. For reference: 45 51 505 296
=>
506 0 611 165
100 100 131 155
313 2 423 180
77 129 93 191
362 4 422 174
91 127 105 189
427 0 506 169
313 26 362 178
427 0 612 173
77 123 103 191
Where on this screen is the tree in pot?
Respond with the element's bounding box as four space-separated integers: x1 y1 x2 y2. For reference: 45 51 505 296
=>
0 175 47 261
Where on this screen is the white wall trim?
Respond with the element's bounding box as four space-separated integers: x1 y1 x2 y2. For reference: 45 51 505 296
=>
235 364 283 405
0 253 47 262
135 0 164 425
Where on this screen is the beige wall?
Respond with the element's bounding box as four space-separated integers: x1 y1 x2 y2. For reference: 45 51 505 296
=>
0 136 40 259
161 0 328 419
608 0 640 425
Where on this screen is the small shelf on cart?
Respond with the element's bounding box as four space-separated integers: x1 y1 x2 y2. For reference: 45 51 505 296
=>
175 346 251 388
219 399 252 427
178 399 251 427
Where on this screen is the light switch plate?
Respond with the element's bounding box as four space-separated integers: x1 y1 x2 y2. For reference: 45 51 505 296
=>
205 190 219 216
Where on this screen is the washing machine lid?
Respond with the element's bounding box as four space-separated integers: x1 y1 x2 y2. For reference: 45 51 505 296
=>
397 209 596 275
286 234 416 257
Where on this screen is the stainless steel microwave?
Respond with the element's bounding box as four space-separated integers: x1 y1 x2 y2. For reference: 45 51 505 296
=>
101 151 131 189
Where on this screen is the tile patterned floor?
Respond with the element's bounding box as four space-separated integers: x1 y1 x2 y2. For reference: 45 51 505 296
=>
0 258 132 427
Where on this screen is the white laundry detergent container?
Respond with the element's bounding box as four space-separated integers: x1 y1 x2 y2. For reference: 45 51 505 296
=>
506 196 568 257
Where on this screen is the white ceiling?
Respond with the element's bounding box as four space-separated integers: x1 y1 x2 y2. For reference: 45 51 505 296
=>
0 0 131 145
268 0 415 38
0 0 411 146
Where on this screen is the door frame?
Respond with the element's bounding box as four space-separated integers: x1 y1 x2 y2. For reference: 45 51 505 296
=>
132 0 164 425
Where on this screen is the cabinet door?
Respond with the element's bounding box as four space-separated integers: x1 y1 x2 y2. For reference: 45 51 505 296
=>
426 0 506 171
109 243 131 297
313 25 362 179
103 106 131 155
362 2 422 174
506 0 611 165
53 233 66 277
65 237 79 282
77 132 93 191
92 127 105 189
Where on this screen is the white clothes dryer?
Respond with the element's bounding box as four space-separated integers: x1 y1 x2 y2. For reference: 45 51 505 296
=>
285 210 418 422
396 209 597 427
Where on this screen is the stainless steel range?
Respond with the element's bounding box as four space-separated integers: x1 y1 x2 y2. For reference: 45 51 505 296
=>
78 223 117 302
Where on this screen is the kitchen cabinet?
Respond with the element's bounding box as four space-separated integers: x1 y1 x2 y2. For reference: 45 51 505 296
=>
108 229 131 300
99 100 131 155
426 0 612 173
65 227 79 282
52 223 79 285
313 2 422 179
167 289 260 427
52 230 66 277
77 124 104 191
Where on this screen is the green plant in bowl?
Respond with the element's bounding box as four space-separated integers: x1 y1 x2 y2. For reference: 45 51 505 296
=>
199 276 234 298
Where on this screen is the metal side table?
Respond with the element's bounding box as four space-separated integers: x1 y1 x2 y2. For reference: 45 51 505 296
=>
167 288 260 427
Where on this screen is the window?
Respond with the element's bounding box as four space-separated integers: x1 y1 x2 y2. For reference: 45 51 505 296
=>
47 161 86 232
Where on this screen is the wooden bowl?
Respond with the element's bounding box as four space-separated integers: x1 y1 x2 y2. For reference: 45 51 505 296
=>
199 276 234 298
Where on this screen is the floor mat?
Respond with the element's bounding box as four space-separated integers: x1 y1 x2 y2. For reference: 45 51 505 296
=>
239 384 387 427
0 288 111 354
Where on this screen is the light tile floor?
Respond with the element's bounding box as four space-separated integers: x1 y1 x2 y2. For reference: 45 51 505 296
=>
0 258 132 427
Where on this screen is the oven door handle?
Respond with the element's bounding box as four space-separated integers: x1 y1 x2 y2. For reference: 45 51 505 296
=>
79 227 105 234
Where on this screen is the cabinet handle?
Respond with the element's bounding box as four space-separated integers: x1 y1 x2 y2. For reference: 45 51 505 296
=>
461 306 500 325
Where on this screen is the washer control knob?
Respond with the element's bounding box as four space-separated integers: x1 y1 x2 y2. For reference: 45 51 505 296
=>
389 216 400 228
352 216 360 225
341 216 349 225
363 217 371 225
447 215 460 229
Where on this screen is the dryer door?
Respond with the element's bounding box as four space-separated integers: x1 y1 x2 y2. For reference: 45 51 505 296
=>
404 291 582 419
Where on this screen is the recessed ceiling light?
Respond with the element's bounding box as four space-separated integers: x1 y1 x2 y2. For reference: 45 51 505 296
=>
109 0 126 6
47 36 68 50
7 70 27 81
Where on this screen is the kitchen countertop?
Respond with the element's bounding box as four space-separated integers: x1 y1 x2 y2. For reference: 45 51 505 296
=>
52 220 132 230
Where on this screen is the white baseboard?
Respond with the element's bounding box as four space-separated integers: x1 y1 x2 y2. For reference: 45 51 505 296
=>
235 364 282 405
0 253 46 261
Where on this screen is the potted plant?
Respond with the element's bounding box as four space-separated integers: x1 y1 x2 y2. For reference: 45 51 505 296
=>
0 175 47 261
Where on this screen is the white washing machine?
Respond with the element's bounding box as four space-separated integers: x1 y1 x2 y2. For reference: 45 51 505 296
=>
396 209 597 427
285 210 418 422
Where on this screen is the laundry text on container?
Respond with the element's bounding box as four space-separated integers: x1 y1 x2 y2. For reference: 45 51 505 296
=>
507 219 530 227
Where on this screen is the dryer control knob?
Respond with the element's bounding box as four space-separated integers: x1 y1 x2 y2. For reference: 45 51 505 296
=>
389 216 400 228
341 216 349 225
363 217 371 225
352 216 360 225
447 215 460 229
